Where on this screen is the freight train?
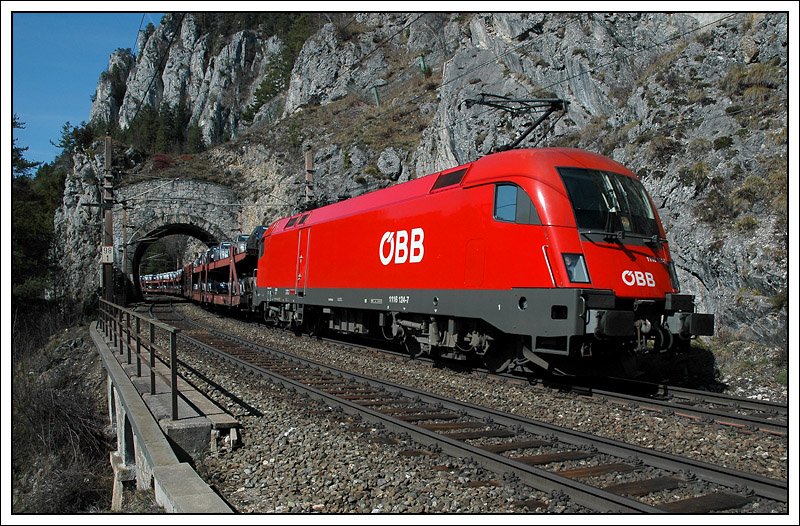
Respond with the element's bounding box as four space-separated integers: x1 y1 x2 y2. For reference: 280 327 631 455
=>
141 147 714 375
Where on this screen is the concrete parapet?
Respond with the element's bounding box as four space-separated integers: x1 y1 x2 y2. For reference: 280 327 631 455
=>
91 322 233 513
154 463 231 513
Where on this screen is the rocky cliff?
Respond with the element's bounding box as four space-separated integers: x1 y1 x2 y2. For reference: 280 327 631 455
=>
59 11 787 349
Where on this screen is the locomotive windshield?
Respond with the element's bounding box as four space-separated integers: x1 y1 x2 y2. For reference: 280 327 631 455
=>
558 167 658 238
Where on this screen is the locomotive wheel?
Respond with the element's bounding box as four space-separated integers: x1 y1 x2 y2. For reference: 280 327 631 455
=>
404 337 425 359
481 346 514 373
290 319 303 336
307 314 323 339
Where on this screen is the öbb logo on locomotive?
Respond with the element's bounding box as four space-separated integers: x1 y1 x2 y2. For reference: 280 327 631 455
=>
621 270 656 287
379 228 425 265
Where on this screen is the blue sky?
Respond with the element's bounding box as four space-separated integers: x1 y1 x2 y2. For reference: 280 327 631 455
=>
12 11 164 165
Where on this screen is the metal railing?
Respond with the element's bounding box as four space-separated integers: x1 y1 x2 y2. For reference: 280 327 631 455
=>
99 298 181 420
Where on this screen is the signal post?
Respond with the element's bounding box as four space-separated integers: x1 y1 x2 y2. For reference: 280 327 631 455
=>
102 134 114 303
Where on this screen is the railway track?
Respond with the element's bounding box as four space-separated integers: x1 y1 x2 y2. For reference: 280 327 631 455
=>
147 301 787 514
319 331 789 437
144 296 789 437
347 341 789 437
570 380 788 437
245 308 789 437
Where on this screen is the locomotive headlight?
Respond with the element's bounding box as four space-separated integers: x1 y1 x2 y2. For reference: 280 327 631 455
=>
563 253 590 283
668 261 681 292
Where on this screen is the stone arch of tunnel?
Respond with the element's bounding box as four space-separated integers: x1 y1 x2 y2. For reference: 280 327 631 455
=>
127 216 230 299
98 178 241 302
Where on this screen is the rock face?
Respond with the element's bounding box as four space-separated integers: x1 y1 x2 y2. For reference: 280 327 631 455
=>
91 13 283 145
89 49 135 127
65 11 786 348
53 152 104 300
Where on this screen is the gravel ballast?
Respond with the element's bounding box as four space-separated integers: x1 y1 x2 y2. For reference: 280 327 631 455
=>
174 304 788 512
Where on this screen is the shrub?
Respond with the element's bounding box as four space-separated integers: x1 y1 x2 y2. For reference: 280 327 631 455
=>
769 288 788 312
713 136 733 150
696 187 736 223
242 54 290 122
677 161 710 188
734 215 758 231
12 312 112 513
694 31 715 47
723 58 784 97
285 120 304 150
766 163 788 214
647 135 682 163
733 175 768 206
334 17 367 41
152 153 172 170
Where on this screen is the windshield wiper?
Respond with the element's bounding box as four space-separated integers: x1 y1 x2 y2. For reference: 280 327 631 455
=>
644 234 667 247
580 230 665 245
579 229 625 243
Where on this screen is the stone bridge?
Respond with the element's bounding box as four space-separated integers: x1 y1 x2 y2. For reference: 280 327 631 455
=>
111 179 243 296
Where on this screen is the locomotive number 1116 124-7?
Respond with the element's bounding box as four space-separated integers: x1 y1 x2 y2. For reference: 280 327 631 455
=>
388 295 411 304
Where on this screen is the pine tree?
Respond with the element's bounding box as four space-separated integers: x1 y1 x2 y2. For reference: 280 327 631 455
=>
12 114 40 178
12 115 67 300
186 124 206 153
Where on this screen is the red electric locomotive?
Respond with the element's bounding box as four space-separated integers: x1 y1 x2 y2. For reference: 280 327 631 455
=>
251 147 714 373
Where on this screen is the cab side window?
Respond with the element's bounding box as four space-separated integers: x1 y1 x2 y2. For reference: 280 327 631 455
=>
494 183 540 225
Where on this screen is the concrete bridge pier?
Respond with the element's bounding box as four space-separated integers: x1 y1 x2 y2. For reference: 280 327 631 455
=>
104 352 179 510
107 383 138 510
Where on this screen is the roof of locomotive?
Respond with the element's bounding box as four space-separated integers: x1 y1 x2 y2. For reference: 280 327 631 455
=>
466 147 636 184
268 148 637 232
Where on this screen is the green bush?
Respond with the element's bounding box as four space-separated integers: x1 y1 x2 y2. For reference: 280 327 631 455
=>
723 58 784 97
242 54 291 122
734 215 758 232
12 162 67 301
713 136 733 150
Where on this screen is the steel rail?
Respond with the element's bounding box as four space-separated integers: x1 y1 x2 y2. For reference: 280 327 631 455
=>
175 323 787 507
588 388 787 436
599 375 788 417
177 331 659 513
664 385 788 415
153 298 787 434
217 327 788 501
311 333 788 435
